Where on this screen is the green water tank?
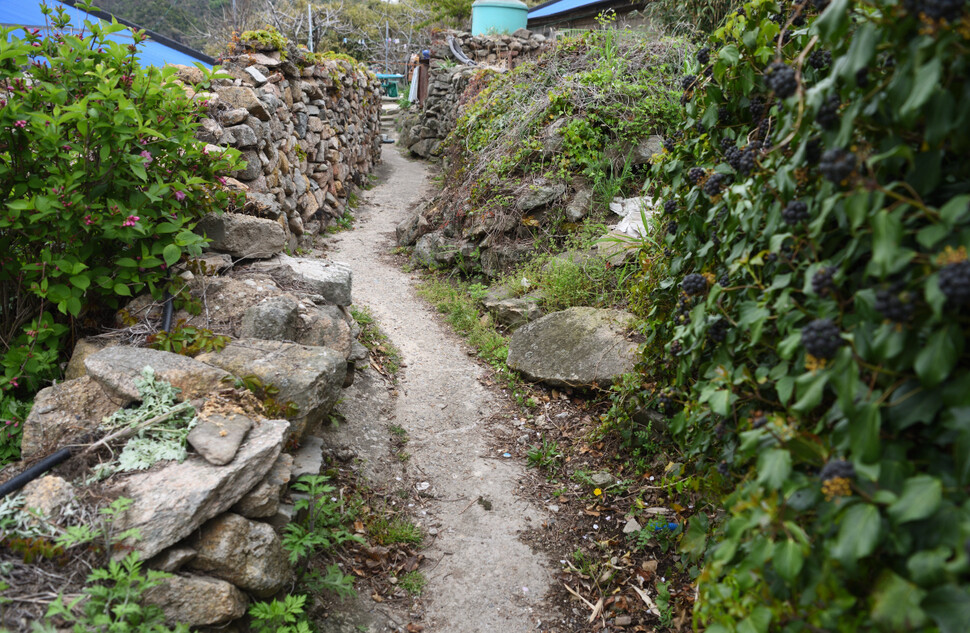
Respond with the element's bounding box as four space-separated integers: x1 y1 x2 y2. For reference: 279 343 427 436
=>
471 0 528 36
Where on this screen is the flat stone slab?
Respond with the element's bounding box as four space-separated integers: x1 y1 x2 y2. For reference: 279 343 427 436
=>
506 307 639 388
197 339 346 439
291 435 325 481
197 212 286 259
255 254 353 305
112 418 288 560
143 574 247 627
187 413 254 466
84 347 230 406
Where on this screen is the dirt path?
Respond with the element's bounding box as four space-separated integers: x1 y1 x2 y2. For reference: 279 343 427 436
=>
322 146 554 632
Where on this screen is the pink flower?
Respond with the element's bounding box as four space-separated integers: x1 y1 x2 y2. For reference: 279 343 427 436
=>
13 120 26 128
174 190 186 201
9 378 18 387
140 150 152 163
216 176 227 185
122 215 140 227
83 215 95 225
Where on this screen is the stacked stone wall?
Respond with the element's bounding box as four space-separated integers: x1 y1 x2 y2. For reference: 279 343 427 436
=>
174 46 382 254
399 29 548 158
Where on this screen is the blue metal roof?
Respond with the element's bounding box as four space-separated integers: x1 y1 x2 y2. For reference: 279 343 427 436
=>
0 1 212 69
529 0 609 19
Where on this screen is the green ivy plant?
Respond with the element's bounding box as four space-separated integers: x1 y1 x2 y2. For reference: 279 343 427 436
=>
624 0 970 630
0 1 241 395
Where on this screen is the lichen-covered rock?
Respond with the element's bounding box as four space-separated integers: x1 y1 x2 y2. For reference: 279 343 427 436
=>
240 295 301 341
232 453 293 519
197 340 346 439
84 347 230 406
196 212 287 259
143 574 248 627
20 376 120 459
188 513 293 597
21 476 75 526
111 418 288 560
254 254 353 305
507 307 638 388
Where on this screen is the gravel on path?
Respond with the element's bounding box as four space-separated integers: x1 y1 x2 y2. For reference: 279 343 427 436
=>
326 145 554 633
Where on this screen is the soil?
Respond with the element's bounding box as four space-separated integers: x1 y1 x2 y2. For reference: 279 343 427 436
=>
316 144 556 633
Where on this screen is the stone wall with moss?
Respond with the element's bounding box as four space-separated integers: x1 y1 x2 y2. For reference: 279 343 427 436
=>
174 38 382 252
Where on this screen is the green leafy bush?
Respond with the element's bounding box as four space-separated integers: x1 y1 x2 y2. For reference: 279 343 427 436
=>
0 2 240 395
625 0 970 630
0 394 31 465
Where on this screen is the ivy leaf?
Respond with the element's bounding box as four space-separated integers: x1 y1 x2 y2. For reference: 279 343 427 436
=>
832 503 881 563
923 585 970 633
718 45 740 66
901 57 941 117
871 572 928 630
887 475 941 524
757 449 791 489
915 325 963 388
773 539 804 582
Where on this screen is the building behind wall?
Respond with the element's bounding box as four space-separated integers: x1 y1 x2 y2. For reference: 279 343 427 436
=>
527 0 651 33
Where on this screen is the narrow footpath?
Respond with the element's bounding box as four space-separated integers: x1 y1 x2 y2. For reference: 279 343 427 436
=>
324 145 554 632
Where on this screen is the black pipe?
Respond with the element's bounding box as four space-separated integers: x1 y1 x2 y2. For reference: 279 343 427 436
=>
161 290 174 332
0 448 72 499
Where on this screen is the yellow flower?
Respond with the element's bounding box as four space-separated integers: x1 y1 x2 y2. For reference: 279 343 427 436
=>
593 488 602 496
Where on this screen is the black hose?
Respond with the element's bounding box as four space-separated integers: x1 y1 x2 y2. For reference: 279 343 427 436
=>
161 290 174 332
0 448 72 499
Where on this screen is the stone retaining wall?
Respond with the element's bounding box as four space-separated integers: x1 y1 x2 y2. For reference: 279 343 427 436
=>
175 46 382 255
399 29 548 159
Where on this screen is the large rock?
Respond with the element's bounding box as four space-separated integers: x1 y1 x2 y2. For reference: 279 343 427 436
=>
21 476 75 526
20 376 120 459
412 232 474 268
484 295 543 330
395 206 432 246
632 135 664 165
188 513 292 597
197 340 346 439
506 307 639 388
233 453 293 519
480 241 534 278
84 347 231 406
64 337 115 380
197 213 287 259
254 254 353 305
143 574 248 627
515 180 567 212
565 189 592 223
112 418 288 560
298 304 354 357
240 295 300 341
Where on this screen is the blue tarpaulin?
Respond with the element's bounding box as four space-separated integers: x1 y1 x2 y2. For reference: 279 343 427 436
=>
528 0 616 20
0 0 212 69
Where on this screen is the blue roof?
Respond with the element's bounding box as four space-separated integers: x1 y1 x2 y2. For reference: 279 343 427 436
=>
0 1 212 69
528 0 620 20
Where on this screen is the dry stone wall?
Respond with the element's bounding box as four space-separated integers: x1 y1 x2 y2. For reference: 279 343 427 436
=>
399 29 548 158
174 45 382 256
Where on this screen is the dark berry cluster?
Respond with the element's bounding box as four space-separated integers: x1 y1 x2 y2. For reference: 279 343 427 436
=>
766 62 798 98
718 273 730 287
819 148 856 185
782 200 810 225
801 318 843 360
664 198 678 215
789 9 807 26
875 287 914 322
811 266 835 295
663 136 676 152
816 94 840 130
720 137 735 153
718 106 731 123
708 318 729 343
855 67 870 88
696 46 710 65
665 220 678 235
674 294 692 324
681 74 698 91
756 117 772 140
749 96 765 119
819 459 856 482
657 390 677 414
695 121 707 134
716 462 730 476
902 0 967 21
938 260 970 305
813 0 831 9
808 49 832 70
726 141 760 174
688 166 706 185
704 172 728 196
682 273 709 296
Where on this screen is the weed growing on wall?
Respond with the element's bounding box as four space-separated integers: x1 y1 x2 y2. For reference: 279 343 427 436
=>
0 2 241 397
620 0 970 629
